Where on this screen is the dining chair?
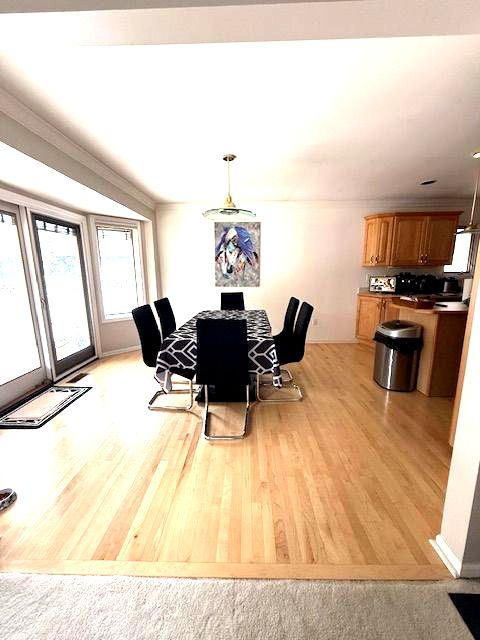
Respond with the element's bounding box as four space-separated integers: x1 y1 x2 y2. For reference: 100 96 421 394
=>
220 292 245 310
153 297 176 339
196 318 250 440
132 304 194 411
257 301 314 402
272 296 300 382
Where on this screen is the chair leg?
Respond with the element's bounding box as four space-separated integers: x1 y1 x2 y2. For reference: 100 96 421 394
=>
256 374 303 402
203 384 249 440
148 380 194 411
280 367 294 383
260 367 294 385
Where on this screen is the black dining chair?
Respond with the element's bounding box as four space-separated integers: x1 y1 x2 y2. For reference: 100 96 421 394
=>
132 304 194 411
154 297 176 340
154 296 194 394
196 318 250 440
272 296 300 382
257 301 314 402
221 292 245 311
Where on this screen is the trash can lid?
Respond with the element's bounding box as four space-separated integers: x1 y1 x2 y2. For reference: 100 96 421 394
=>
376 320 423 339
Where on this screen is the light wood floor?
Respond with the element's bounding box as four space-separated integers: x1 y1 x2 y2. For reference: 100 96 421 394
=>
0 344 453 579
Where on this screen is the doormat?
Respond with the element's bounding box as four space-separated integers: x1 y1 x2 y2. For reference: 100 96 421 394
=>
449 593 480 639
0 386 91 429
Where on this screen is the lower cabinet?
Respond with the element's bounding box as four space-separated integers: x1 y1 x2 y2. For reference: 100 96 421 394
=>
355 294 400 340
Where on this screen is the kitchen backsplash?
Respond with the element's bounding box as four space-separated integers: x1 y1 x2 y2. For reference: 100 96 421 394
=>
359 266 445 289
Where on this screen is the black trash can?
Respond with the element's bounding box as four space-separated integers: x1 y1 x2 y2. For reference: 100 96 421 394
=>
373 320 423 391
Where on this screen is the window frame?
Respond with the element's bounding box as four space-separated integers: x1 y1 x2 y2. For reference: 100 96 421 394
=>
444 227 479 277
91 217 145 323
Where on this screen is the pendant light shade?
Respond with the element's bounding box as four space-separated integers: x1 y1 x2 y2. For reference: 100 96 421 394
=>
457 156 480 235
202 154 255 220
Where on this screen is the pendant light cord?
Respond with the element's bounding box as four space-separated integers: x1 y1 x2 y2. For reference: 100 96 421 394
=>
469 165 480 226
227 157 231 200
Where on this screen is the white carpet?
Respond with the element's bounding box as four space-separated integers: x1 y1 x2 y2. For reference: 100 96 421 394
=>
1 573 479 639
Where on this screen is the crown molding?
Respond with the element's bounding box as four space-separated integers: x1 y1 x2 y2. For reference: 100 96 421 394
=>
0 0 309 11
0 1 479 46
0 86 155 218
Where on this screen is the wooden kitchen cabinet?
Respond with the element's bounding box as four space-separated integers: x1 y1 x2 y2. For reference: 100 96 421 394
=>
355 294 400 340
422 215 458 265
362 216 393 266
362 212 460 267
389 216 426 266
382 298 401 323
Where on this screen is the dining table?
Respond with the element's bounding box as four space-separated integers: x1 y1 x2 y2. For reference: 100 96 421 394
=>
155 309 281 393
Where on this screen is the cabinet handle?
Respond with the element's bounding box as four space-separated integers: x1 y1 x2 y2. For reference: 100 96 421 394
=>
370 255 374 263
424 254 428 263
375 255 379 263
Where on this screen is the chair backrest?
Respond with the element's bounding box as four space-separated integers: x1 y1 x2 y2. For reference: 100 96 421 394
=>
196 319 249 386
154 297 176 339
283 296 300 335
221 292 245 311
292 302 314 360
132 304 161 368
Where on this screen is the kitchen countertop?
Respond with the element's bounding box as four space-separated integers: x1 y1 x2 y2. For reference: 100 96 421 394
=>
357 288 463 301
391 301 468 314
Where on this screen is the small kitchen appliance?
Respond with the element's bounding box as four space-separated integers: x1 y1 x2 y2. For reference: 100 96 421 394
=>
369 276 397 293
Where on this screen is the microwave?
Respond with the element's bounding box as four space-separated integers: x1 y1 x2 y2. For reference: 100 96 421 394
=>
369 276 397 293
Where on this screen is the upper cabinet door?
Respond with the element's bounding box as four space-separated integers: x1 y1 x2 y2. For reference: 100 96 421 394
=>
390 216 426 266
423 215 459 266
375 216 393 265
362 218 378 266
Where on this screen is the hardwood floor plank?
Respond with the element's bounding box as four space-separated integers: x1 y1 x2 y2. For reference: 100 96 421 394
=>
0 344 453 579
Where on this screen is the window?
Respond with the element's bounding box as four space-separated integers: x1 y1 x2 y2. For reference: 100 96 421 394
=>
0 210 41 385
444 228 479 275
96 225 143 319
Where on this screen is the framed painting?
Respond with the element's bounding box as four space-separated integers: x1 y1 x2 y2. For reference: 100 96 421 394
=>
214 222 260 287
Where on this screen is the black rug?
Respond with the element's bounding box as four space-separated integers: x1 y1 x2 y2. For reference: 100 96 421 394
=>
0 386 91 429
449 593 480 639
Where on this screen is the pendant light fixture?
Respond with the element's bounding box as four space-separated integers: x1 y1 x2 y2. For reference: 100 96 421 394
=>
457 153 480 235
202 154 255 220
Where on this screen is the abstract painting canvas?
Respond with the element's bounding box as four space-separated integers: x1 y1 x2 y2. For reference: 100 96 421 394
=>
214 222 260 287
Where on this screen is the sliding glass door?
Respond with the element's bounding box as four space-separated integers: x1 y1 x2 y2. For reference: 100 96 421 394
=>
32 214 95 376
0 206 48 409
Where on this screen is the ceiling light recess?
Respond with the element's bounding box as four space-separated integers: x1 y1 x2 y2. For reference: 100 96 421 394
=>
202 154 256 220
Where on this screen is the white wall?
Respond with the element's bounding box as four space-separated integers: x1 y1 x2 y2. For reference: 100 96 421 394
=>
98 320 140 355
438 244 480 577
156 200 468 341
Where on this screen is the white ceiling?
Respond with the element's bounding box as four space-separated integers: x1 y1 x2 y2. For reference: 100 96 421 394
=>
0 1 479 208
1 35 479 205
